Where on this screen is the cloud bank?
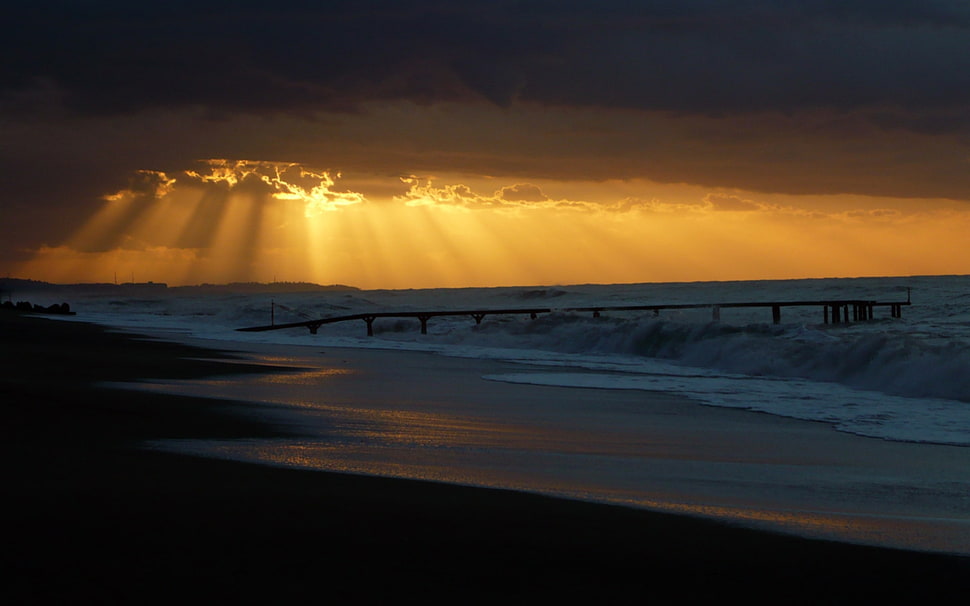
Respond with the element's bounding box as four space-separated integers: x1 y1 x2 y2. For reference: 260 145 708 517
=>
5 1 969 117
3 1 970 284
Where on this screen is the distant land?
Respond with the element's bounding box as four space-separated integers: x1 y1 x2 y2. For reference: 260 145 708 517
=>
0 278 359 298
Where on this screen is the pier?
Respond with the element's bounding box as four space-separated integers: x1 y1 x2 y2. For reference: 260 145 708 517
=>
237 291 912 337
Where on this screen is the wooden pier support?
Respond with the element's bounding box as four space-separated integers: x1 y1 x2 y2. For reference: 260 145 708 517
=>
828 304 849 324
363 316 375 336
772 304 781 324
822 302 886 325
851 303 873 321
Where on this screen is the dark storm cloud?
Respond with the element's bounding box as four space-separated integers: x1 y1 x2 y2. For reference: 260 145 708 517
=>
1 0 529 115
2 0 969 257
4 1 969 118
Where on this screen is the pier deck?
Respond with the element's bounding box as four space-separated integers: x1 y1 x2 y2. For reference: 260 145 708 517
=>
237 292 912 337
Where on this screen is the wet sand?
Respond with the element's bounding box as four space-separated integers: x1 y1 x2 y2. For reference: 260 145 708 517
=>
2 312 968 603
135 338 970 555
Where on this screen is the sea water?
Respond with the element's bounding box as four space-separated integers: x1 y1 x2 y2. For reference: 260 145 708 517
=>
39 274 970 446
24 274 970 553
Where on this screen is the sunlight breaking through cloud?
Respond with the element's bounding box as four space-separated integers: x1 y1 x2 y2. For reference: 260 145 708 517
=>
396 176 588 211
104 170 177 201
184 159 367 216
13 161 970 289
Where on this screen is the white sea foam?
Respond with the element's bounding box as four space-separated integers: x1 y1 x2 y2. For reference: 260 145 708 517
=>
27 274 970 446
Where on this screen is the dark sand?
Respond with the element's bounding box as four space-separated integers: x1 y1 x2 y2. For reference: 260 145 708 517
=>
2 313 968 604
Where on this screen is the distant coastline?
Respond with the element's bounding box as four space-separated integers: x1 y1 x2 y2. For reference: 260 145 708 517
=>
0 278 359 298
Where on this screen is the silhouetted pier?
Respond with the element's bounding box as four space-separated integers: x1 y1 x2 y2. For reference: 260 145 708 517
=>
237 291 912 337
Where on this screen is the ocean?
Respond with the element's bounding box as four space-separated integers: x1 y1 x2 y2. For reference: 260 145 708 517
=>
27 273 970 445
16 274 970 553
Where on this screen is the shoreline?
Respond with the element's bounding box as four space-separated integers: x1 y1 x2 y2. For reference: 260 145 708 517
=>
3 313 969 602
126 333 970 556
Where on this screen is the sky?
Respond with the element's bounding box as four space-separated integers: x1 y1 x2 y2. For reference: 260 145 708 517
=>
2 1 969 289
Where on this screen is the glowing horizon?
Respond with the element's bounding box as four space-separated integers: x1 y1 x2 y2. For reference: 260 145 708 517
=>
11 159 970 290
5 5 970 290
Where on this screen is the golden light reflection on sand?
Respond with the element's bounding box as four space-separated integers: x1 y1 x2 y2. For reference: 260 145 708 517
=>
608 496 970 553
217 435 969 554
201 434 970 554
254 367 355 385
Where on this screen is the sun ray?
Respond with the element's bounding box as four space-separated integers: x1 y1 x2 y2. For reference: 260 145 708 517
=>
64 195 140 254
301 205 339 286
14 159 970 289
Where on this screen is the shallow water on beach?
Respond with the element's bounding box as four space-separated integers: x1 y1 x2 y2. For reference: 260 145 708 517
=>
25 274 970 554
120 344 970 557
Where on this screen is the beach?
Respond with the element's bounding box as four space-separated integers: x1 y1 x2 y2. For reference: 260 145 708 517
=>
3 312 969 603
